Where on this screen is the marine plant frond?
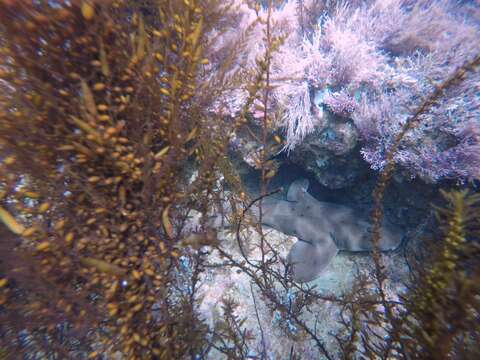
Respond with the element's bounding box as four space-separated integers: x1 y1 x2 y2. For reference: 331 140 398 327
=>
396 190 480 358
209 297 255 359
0 0 241 358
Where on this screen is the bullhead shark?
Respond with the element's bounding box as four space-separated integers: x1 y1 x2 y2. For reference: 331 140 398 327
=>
254 179 403 282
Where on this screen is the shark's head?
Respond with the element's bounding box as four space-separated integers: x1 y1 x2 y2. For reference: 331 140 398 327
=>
287 178 310 202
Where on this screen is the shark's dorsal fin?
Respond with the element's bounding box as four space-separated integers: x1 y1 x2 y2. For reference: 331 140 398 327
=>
287 178 310 202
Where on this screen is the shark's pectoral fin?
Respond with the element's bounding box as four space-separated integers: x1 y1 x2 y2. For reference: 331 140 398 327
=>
287 178 310 202
287 236 338 283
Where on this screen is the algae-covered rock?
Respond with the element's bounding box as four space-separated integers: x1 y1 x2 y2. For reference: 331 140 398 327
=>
287 110 367 189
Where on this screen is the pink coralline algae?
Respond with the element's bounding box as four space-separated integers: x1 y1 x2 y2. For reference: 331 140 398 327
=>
211 0 480 183
323 91 357 118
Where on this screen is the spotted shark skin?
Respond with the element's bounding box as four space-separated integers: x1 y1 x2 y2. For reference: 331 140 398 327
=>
256 179 403 282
